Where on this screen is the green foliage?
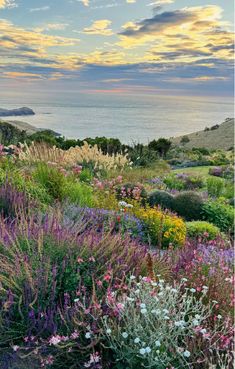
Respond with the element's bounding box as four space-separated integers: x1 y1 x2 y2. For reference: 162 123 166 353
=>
163 174 185 190
0 121 27 145
173 191 204 221
206 177 224 197
128 144 158 167
186 221 220 240
33 163 67 200
79 168 94 183
202 199 234 233
148 138 172 158
64 181 94 207
28 130 58 145
180 135 190 144
147 190 174 209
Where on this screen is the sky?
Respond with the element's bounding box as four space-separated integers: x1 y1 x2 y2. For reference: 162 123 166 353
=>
0 0 234 97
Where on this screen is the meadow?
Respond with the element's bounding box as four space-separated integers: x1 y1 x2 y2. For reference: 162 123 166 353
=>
0 137 234 369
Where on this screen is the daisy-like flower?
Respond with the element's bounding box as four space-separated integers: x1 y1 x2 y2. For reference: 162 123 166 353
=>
85 332 91 339
155 340 161 347
183 350 191 358
106 329 111 334
139 348 146 355
145 347 151 353
122 332 128 339
141 308 147 315
134 337 140 344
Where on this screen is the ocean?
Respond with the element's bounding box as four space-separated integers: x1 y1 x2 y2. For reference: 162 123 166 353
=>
1 92 234 144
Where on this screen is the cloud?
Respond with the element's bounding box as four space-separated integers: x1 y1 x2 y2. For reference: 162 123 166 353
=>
82 20 113 36
148 0 174 5
0 0 17 9
34 23 69 33
78 0 89 6
29 6 50 12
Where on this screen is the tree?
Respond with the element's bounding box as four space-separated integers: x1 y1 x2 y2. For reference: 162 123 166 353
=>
148 138 172 158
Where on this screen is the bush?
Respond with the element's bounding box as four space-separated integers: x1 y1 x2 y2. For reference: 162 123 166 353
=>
135 206 186 248
202 200 234 233
64 181 94 207
102 276 232 369
206 177 224 197
33 163 67 200
173 191 204 221
164 173 204 191
147 190 174 209
186 221 220 240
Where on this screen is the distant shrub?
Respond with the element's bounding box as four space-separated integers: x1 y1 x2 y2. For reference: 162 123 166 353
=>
186 221 220 240
147 190 174 209
202 200 234 233
209 165 234 180
163 174 185 190
164 173 204 191
206 177 224 197
180 135 190 144
173 191 204 221
135 206 186 248
210 124 219 130
79 168 93 183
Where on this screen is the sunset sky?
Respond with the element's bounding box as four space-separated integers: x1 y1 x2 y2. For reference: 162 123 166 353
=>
0 0 234 97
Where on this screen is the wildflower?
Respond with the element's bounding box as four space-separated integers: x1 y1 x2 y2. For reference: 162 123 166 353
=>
141 308 147 315
200 328 207 334
84 352 101 368
106 329 112 334
183 350 191 358
77 257 84 264
119 201 128 207
181 278 188 282
49 335 61 345
103 274 112 282
122 332 128 339
12 345 19 352
139 348 146 355
130 275 136 280
155 340 161 347
70 331 79 339
190 288 196 293
217 314 222 319
134 337 141 344
74 298 79 303
192 319 199 326
145 347 151 353
140 303 146 308
85 332 91 339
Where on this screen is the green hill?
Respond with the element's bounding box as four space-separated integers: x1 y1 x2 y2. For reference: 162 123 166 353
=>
171 118 234 150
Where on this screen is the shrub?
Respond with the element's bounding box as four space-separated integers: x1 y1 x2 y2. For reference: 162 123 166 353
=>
206 177 224 197
33 163 67 200
135 206 186 248
147 190 174 209
102 276 232 369
202 200 234 233
173 191 204 221
186 221 220 240
163 174 185 190
63 181 94 207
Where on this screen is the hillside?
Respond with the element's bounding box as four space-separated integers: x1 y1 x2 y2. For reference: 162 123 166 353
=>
0 119 39 135
171 118 234 150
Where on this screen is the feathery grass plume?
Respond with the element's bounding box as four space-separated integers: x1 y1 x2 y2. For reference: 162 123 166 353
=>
19 141 66 164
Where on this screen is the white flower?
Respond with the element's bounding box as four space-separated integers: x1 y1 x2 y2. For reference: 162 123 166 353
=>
74 298 79 302
106 329 111 334
118 201 127 207
130 275 136 280
155 340 161 347
145 347 151 353
159 279 164 284
183 350 191 358
181 278 188 282
126 203 133 208
190 288 196 293
217 314 222 319
165 286 171 291
163 309 169 314
139 348 146 355
158 292 163 296
151 282 157 286
151 309 157 314
200 328 207 334
135 289 140 295
140 303 146 308
171 288 177 293
85 332 91 339
12 345 19 352
192 319 199 326
195 314 201 320
134 337 140 344
141 308 147 315
122 332 128 339
164 316 170 320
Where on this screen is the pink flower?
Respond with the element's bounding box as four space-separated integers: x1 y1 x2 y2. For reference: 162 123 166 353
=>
77 257 84 264
49 335 62 345
103 274 112 282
